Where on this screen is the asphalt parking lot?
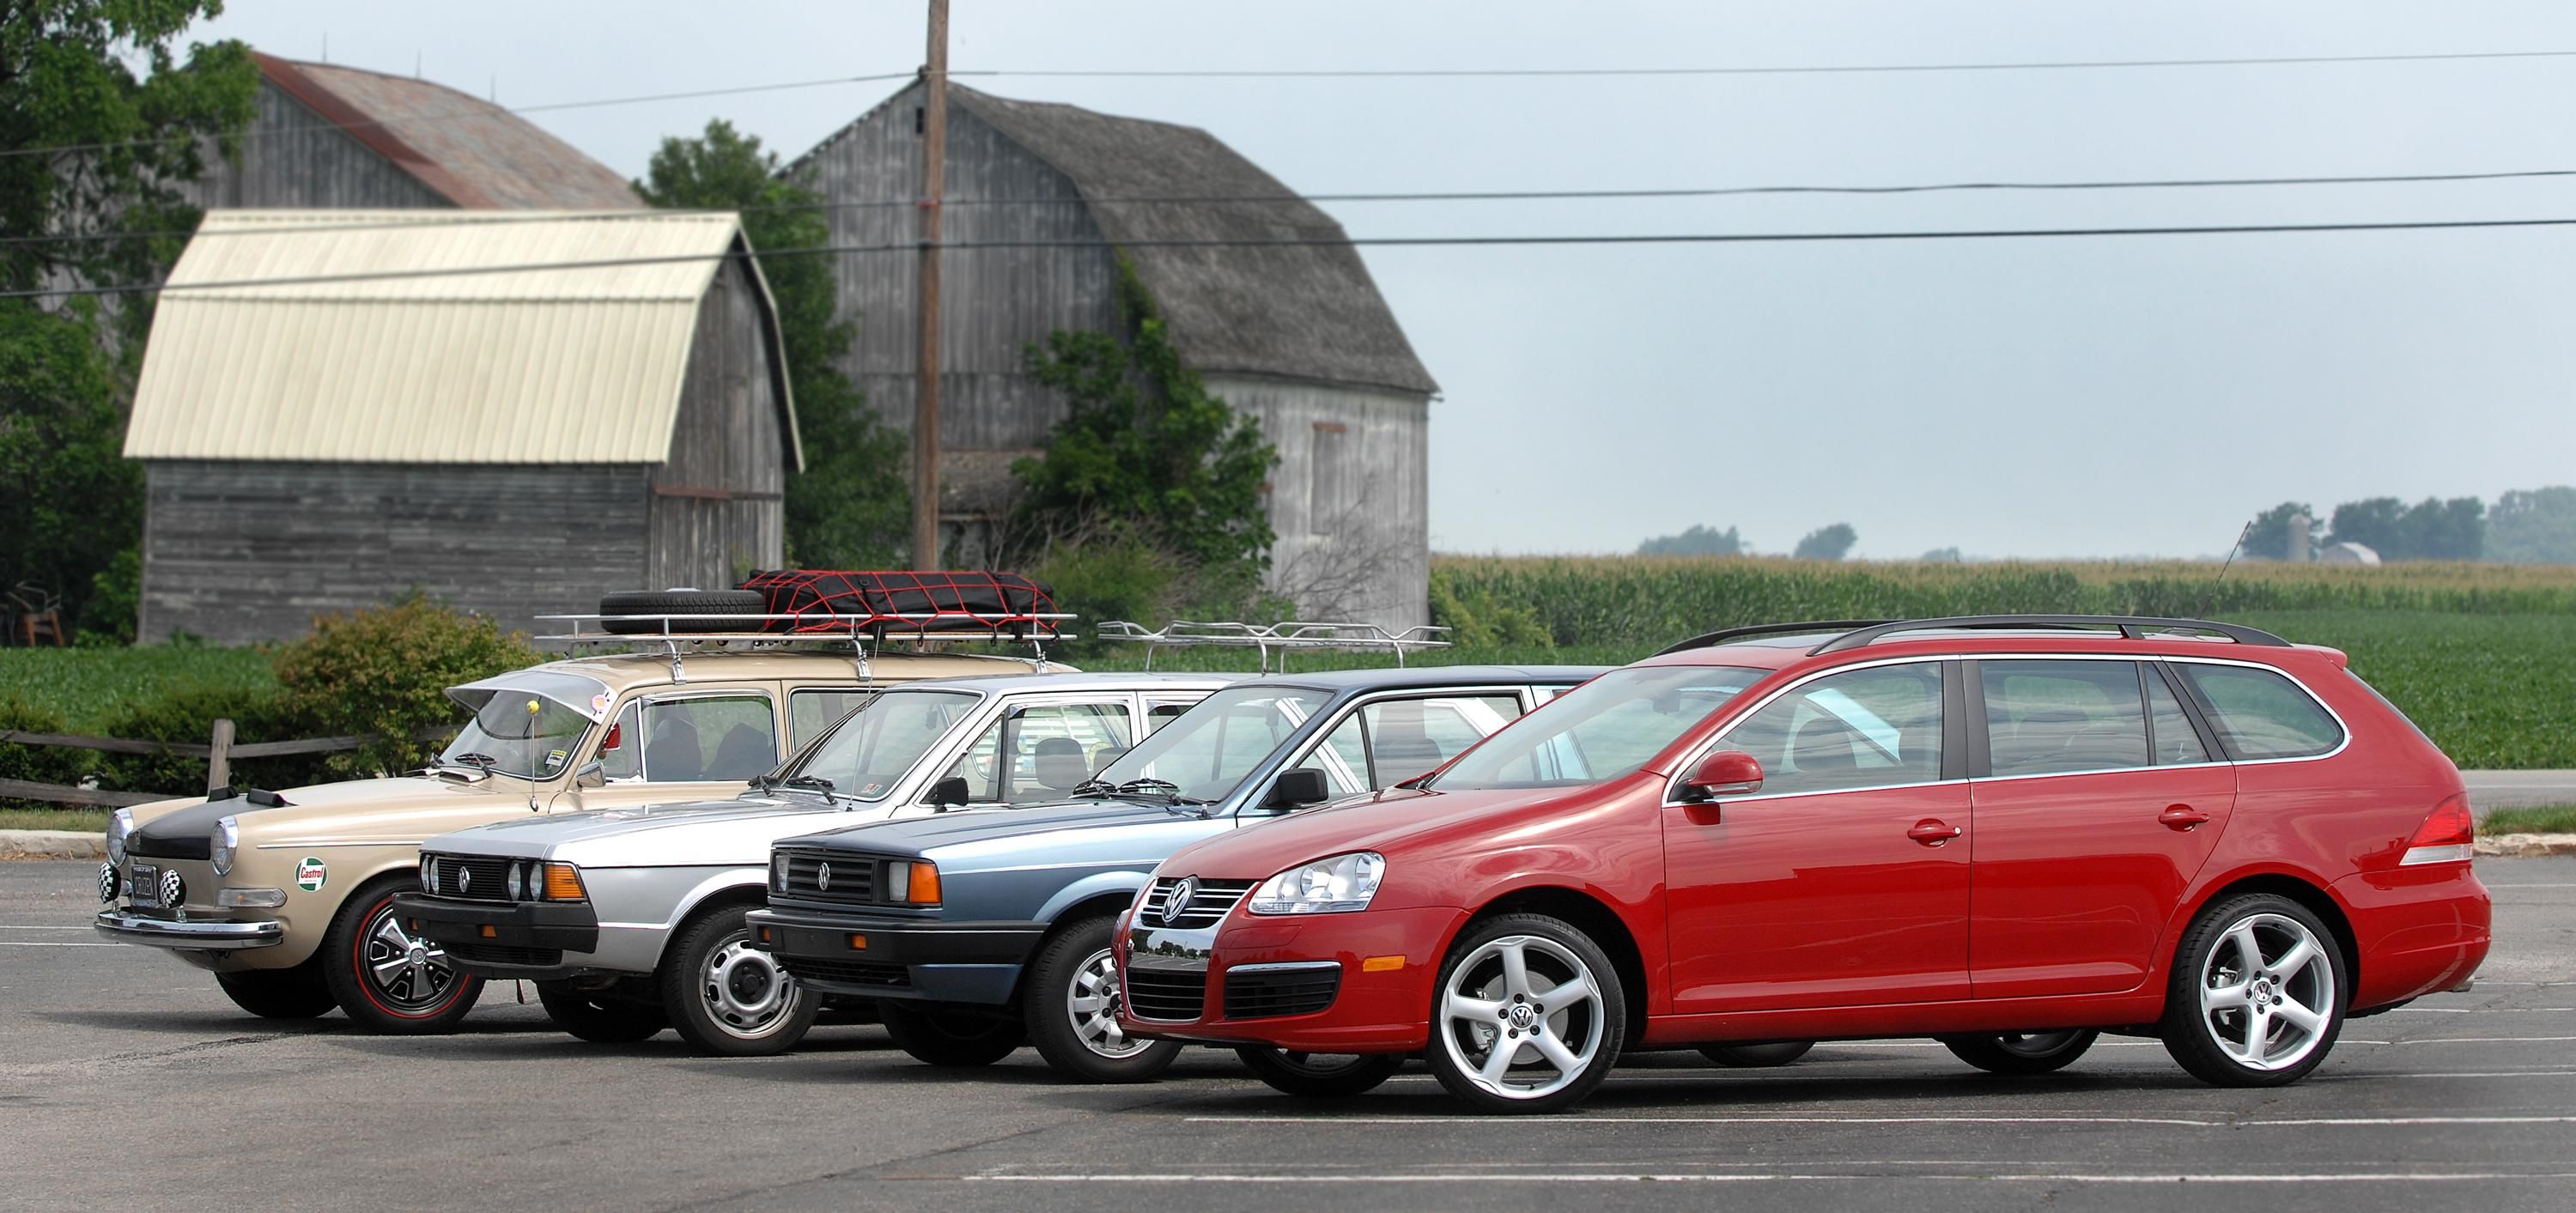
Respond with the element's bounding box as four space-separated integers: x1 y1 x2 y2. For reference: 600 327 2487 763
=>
4 859 2572 1213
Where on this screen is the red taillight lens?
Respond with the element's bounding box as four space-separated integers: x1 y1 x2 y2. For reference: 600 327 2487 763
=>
2400 793 2475 866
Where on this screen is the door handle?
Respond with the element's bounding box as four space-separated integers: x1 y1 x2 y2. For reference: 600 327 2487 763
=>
1906 819 1962 846
2158 804 2210 831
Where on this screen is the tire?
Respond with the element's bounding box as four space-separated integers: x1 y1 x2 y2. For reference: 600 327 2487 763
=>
214 962 335 1020
1938 1030 2099 1075
1236 1046 1403 1098
319 879 483 1034
878 999 1025 1067
1022 916 1183 1083
1698 1040 1815 1068
538 981 670 1043
2161 893 2347 1087
1424 913 1626 1114
660 902 819 1057
598 589 767 635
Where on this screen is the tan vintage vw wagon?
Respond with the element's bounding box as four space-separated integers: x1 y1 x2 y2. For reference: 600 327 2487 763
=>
96 642 1052 1032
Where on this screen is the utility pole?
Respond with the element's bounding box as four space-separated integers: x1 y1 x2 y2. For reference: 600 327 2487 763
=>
911 0 949 567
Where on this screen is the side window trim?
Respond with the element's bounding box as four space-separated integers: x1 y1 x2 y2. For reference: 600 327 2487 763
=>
2148 661 2227 764
2166 658 2347 762
1942 659 1974 782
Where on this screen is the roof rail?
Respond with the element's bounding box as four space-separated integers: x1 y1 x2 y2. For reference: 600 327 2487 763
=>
1652 620 1893 658
1808 614 2291 656
532 612 1075 682
1095 621 1452 674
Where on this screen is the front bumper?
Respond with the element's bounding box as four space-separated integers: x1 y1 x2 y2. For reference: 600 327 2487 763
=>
746 907 1044 1005
393 893 600 978
1115 904 1461 1053
93 909 283 951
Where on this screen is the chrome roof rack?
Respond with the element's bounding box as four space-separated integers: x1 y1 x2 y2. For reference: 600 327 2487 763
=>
1095 620 1452 674
534 612 1077 683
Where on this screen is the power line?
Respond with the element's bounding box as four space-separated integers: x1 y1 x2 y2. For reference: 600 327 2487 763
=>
985 49 2576 78
12 166 2576 249
15 215 2576 301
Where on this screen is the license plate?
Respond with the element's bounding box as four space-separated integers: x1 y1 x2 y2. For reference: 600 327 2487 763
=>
129 863 161 908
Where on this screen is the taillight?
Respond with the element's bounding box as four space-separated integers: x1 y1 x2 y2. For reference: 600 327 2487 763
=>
2399 793 2475 866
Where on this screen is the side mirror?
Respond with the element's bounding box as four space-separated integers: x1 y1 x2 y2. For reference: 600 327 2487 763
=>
1261 767 1331 811
1680 750 1764 803
574 760 608 789
929 775 970 810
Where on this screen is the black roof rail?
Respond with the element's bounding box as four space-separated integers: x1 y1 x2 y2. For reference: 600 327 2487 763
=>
1653 620 1893 658
1808 614 2292 656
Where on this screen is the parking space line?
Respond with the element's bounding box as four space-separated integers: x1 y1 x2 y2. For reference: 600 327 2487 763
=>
0 925 93 931
0 941 120 948
2397 1035 2576 1044
1180 1114 2576 1128
957 1171 2576 1185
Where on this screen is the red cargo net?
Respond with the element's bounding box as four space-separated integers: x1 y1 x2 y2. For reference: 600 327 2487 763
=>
737 570 1060 635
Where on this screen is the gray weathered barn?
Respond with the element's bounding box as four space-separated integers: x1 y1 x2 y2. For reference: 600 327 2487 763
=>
792 82 1439 628
123 210 797 645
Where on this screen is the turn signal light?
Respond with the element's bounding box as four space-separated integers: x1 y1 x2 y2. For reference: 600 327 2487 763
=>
479 925 497 938
887 860 941 907
541 862 588 901
848 934 869 951
2399 793 2476 866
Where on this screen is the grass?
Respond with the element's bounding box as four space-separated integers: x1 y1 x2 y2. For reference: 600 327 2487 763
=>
0 808 109 833
0 646 274 732
2480 806 2576 835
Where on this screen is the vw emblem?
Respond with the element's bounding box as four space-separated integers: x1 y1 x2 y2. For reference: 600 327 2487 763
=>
458 867 471 891
816 863 833 893
1159 876 1196 927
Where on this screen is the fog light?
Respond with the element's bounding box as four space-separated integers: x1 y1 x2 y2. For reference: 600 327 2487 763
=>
215 888 287 908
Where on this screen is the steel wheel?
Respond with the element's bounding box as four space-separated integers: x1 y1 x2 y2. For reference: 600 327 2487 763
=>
363 903 461 1011
1437 933 1609 1102
1066 946 1151 1059
2196 912 2336 1071
701 932 801 1040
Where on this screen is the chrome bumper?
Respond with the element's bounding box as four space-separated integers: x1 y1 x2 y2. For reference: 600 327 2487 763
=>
94 910 283 950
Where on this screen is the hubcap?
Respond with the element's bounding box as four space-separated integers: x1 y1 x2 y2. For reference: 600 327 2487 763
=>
364 906 458 1010
1067 948 1151 1058
1437 934 1607 1100
702 932 799 1037
2198 912 2336 1071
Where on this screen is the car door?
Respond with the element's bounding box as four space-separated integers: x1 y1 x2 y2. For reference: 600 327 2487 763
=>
570 687 784 809
1662 660 1971 1013
1964 658 2237 999
939 697 1139 807
1278 691 1529 801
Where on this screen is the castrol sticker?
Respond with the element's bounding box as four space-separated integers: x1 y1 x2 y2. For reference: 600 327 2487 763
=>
294 857 327 893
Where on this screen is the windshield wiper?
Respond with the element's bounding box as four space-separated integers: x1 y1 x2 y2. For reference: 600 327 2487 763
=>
1070 777 1122 798
784 775 837 794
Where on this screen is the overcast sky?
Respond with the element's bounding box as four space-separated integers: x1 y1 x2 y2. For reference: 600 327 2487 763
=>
185 1 2576 560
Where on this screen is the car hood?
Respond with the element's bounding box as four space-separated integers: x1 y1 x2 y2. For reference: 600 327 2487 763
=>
425 791 880 865
1157 783 1599 881
781 797 1203 861
129 775 512 855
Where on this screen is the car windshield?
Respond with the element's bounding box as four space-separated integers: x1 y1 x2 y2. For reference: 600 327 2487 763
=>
1091 685 1331 803
440 692 595 781
1431 664 1767 791
781 689 981 800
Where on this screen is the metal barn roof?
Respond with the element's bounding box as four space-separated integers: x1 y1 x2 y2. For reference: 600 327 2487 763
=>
124 209 799 466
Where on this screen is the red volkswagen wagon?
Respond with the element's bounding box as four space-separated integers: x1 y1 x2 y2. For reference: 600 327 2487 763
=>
1118 616 2489 1113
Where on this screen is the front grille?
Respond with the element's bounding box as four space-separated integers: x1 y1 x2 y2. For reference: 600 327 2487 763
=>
775 849 883 907
777 955 910 988
1123 969 1209 1021
424 854 517 903
1136 878 1256 930
446 942 562 968
1224 965 1340 1020
126 831 211 861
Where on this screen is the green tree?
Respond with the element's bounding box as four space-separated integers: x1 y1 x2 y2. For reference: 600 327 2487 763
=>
2488 486 2576 564
1637 525 1745 557
2243 500 2315 561
2326 495 2484 560
1016 256 1279 596
635 119 909 567
2325 497 2407 557
1792 523 1858 561
1 2 256 634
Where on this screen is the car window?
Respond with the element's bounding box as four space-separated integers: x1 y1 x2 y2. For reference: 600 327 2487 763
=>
598 701 642 781
788 688 876 750
1366 695 1524 783
641 695 777 783
1308 713 1372 796
1437 665 1765 791
945 701 1134 804
2175 664 2343 760
1097 686 1330 803
1144 701 1194 734
1726 663 1945 796
786 689 978 799
2144 668 2213 765
1983 660 2150 777
441 692 594 781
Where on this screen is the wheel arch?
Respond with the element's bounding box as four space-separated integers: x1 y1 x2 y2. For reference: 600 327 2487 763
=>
1450 884 1651 1044
1005 886 1144 1005
2169 869 2361 1004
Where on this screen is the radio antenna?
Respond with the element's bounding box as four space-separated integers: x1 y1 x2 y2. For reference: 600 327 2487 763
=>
2197 520 2254 618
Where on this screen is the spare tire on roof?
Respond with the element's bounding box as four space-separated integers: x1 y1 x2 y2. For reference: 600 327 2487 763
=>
597 589 769 635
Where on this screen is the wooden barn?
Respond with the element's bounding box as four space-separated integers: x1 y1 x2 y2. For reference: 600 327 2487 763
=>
121 210 798 645
792 82 1439 628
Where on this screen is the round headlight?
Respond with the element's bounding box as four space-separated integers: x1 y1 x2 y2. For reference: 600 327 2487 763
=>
506 863 526 901
209 816 239 876
106 809 132 865
420 855 436 895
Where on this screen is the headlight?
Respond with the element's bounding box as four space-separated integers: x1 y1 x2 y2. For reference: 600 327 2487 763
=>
506 862 526 901
1249 852 1385 916
106 809 132 864
421 855 436 894
770 852 787 892
209 816 239 876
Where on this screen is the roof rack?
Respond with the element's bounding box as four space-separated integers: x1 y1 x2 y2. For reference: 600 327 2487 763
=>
1095 621 1452 674
1653 620 1893 658
1808 614 2291 656
533 612 1076 682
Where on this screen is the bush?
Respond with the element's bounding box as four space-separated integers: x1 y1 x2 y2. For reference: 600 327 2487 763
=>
270 597 541 779
0 699 90 806
90 681 304 796
1429 567 1552 649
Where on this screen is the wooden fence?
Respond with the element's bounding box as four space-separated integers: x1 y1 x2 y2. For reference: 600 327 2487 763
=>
0 722 453 807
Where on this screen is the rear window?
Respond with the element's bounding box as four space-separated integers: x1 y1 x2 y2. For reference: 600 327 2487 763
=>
2174 664 2343 760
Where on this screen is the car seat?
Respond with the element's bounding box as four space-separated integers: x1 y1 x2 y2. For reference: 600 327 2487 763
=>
1032 736 1089 794
1371 702 1447 784
645 717 703 782
708 723 775 782
1788 715 1862 779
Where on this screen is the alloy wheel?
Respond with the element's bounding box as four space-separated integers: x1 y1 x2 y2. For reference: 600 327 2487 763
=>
2196 912 2336 1071
363 905 460 1010
1066 947 1152 1059
1437 934 1608 1101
